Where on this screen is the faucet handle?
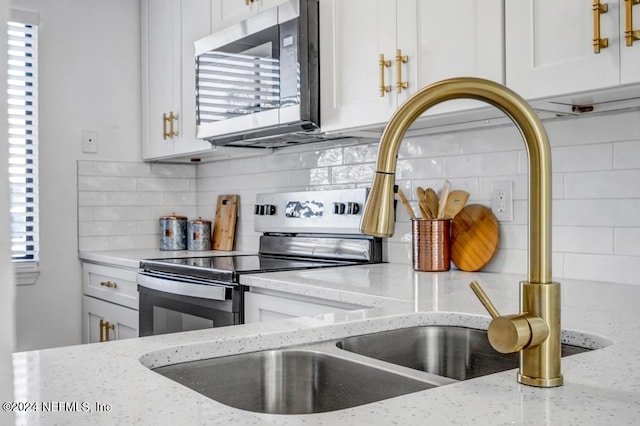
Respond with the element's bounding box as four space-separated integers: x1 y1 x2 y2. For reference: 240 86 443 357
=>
470 281 549 354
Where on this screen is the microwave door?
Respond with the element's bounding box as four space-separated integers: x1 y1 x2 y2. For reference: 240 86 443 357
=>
196 21 282 140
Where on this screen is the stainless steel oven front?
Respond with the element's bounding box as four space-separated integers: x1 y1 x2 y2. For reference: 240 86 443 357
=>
137 272 243 337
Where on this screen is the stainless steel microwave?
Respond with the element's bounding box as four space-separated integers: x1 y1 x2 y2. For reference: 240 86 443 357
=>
194 0 323 148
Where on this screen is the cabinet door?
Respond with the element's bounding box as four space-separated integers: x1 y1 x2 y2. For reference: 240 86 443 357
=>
176 0 214 156
319 0 397 133
211 0 289 32
211 0 257 32
141 0 181 159
506 0 620 99
621 0 640 84
244 291 360 324
399 0 504 115
83 296 139 344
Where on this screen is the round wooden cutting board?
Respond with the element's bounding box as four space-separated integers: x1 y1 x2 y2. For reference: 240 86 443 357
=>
450 204 499 272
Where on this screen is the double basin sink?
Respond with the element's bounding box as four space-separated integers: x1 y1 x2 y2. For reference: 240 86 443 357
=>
152 325 591 415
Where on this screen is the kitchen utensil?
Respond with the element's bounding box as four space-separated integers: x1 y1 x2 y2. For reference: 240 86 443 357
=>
443 190 470 219
425 188 439 220
436 180 451 219
416 187 430 218
213 194 239 251
450 204 499 271
159 214 187 251
188 218 212 251
411 218 451 272
397 188 417 219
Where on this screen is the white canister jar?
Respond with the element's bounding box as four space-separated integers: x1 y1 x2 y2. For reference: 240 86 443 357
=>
159 214 187 250
187 218 212 251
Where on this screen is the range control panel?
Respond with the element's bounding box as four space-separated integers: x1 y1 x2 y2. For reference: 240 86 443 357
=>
254 188 369 234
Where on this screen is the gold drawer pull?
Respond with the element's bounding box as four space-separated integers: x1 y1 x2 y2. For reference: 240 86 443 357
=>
100 281 117 289
593 0 609 54
395 49 408 93
379 54 391 97
625 0 640 46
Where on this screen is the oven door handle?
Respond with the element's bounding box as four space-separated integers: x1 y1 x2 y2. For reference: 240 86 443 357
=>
136 273 228 301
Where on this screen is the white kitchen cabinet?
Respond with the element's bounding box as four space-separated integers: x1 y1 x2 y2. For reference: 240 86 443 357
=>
83 296 139 343
506 0 640 100
244 289 363 323
141 0 212 160
82 262 139 343
211 0 289 32
319 0 504 134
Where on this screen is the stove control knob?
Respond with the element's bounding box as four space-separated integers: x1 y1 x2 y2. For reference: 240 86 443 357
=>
333 202 346 215
347 202 360 215
263 204 276 216
254 204 265 215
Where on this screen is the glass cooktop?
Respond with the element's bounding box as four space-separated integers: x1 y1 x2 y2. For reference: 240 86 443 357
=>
139 255 359 283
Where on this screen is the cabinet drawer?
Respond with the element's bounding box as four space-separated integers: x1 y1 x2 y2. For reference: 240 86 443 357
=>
82 263 139 310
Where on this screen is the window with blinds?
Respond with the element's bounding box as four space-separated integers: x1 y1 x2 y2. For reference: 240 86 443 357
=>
7 18 38 262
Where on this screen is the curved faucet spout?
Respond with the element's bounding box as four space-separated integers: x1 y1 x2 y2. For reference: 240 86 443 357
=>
360 77 562 387
360 77 552 285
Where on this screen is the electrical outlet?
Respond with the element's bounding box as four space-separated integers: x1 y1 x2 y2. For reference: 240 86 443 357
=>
82 130 98 153
491 181 513 222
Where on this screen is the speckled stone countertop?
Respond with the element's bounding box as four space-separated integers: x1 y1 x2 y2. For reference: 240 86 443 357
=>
78 249 252 269
8 262 640 425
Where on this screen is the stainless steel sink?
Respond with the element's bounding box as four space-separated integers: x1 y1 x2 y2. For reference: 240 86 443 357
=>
150 325 593 414
152 348 439 414
336 326 591 381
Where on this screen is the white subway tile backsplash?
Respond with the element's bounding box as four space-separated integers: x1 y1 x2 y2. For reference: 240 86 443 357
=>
78 176 135 191
552 144 612 172
77 111 640 285
444 151 519 177
614 228 640 256
564 170 640 199
78 160 197 251
614 141 640 169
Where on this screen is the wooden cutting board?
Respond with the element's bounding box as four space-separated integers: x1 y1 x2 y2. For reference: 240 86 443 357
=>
450 204 499 271
212 194 238 251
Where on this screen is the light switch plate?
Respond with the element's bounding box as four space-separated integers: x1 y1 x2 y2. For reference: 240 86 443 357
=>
82 130 98 153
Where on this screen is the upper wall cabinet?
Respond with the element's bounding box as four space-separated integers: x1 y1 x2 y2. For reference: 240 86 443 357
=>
141 0 212 160
211 0 290 32
319 0 504 134
506 0 640 100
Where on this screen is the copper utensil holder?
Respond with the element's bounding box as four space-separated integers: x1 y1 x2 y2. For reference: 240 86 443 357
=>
411 218 451 272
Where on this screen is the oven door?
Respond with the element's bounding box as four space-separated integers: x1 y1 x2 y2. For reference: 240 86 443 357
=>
137 272 243 337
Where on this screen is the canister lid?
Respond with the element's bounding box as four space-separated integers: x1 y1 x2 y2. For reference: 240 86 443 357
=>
160 213 187 220
189 217 212 224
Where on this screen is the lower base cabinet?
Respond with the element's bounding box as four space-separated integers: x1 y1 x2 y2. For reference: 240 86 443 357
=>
83 295 139 343
81 262 139 343
244 289 363 324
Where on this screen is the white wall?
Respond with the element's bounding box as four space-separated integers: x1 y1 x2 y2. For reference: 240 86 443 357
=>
196 110 640 286
1 0 16 414
13 0 141 351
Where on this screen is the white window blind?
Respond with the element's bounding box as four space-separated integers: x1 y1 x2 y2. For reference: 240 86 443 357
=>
7 16 38 263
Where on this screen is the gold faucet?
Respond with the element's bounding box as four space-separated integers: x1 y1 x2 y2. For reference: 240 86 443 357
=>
360 77 562 387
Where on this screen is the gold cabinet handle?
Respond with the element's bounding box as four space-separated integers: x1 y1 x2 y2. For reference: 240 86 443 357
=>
99 319 115 343
395 49 408 93
625 0 640 46
99 281 117 289
379 54 392 97
163 112 179 140
593 0 609 54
